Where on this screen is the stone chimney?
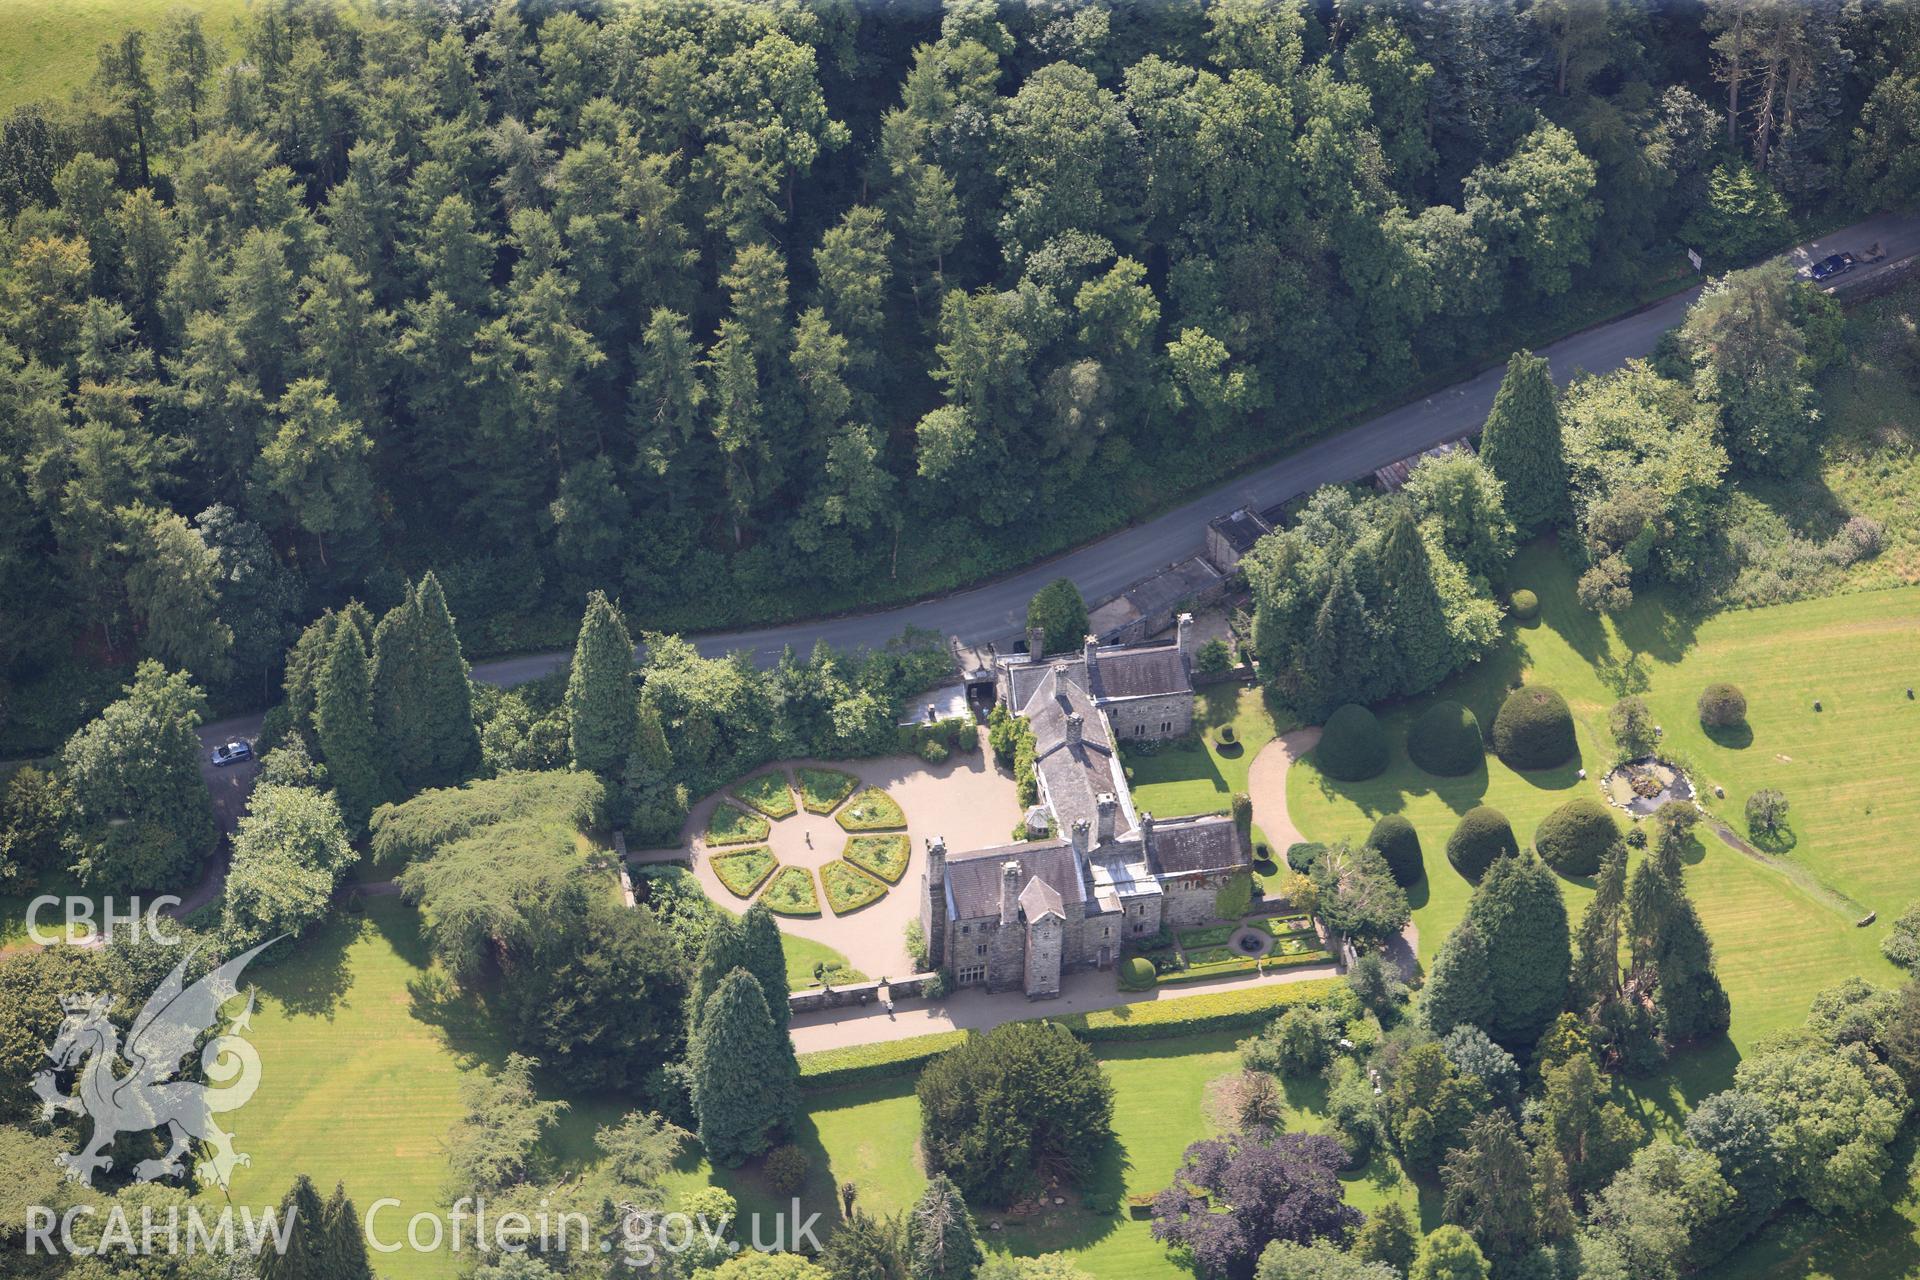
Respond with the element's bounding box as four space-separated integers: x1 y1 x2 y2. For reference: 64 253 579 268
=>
1097 792 1117 844
1064 712 1084 746
1083 633 1099 677
1027 625 1047 660
921 837 948 970
1069 817 1091 858
1177 612 1195 657
1001 860 1022 927
1139 810 1155 855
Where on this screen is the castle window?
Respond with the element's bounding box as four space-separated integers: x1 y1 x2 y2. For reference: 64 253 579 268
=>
960 923 971 935
1134 723 1144 736
957 965 986 984
1161 721 1172 733
976 943 988 957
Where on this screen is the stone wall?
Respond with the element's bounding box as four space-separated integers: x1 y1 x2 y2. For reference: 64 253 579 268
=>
1163 876 1221 928
1105 691 1195 742
788 973 938 1014
987 916 1027 992
1024 915 1064 997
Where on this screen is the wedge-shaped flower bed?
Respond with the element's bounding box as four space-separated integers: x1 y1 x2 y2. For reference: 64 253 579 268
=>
822 861 887 914
705 802 771 847
835 787 906 831
711 847 776 898
764 866 821 916
796 767 859 814
843 834 910 883
730 772 796 819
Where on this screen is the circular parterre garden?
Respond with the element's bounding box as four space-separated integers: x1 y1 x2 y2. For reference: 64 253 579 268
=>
701 767 909 916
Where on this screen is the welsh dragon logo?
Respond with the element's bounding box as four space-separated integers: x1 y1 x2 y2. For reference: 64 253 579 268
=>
33 938 281 1188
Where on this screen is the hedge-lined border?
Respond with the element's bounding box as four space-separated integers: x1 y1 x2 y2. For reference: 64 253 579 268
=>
711 847 777 898
796 766 859 815
730 772 798 819
797 978 1343 1091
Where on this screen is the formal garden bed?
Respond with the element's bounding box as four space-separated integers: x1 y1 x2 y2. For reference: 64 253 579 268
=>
843 834 910 883
711 847 777 898
730 771 798 819
821 860 888 914
1176 924 1238 949
796 766 859 814
763 866 821 916
704 802 771 847
836 786 906 831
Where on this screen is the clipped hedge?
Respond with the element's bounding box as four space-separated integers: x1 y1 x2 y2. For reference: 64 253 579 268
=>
704 802 771 847
1316 704 1388 781
1120 957 1156 990
1365 814 1424 888
730 772 796 818
763 866 821 916
822 861 887 913
1493 686 1578 770
837 787 907 831
799 1030 970 1090
1061 977 1343 1041
843 834 910 883
795 766 858 814
1286 842 1328 876
1510 589 1540 621
1407 701 1485 777
1698 683 1748 729
1447 805 1518 881
711 847 777 898
1533 797 1620 878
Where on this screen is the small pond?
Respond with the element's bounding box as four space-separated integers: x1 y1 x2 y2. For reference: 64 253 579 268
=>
1602 757 1695 816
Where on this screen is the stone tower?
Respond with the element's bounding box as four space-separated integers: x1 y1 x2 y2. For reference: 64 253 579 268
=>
921 836 948 973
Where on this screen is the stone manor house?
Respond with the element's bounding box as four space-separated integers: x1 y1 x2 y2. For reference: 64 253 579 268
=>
920 617 1251 999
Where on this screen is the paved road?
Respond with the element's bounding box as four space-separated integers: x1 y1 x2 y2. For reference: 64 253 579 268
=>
195 212 1920 784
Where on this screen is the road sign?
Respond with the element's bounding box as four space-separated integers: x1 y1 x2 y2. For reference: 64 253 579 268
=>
1687 248 1703 271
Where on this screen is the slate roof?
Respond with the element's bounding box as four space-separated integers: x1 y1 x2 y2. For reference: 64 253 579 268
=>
946 838 1087 921
1022 665 1133 842
1019 875 1065 922
1147 815 1249 876
1006 654 1087 710
1209 507 1273 557
1090 644 1191 700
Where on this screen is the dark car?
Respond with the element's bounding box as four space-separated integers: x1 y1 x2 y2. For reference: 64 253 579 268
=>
1807 252 1857 281
211 740 253 766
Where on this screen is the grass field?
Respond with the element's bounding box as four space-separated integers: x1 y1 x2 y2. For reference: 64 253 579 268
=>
214 898 510 1280
0 0 249 112
1287 543 1909 1055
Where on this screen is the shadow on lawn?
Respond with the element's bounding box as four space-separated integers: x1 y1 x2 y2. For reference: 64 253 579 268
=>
255 911 355 1018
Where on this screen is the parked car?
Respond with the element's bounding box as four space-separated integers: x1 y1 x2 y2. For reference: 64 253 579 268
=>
210 740 253 766
1805 252 1857 281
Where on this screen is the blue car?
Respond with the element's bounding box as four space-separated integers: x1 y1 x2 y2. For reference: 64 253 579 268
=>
1807 252 1856 281
210 740 253 766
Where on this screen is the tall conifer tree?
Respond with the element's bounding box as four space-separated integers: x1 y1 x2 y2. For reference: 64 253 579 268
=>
565 590 636 776
690 968 789 1167
314 614 385 833
1478 350 1568 537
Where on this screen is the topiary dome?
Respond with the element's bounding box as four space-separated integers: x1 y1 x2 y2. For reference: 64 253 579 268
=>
1493 685 1578 770
1366 813 1425 888
1510 589 1540 621
1407 701 1486 777
1698 683 1748 729
1533 797 1620 877
1120 957 1156 990
1317 704 1389 781
1447 806 1518 881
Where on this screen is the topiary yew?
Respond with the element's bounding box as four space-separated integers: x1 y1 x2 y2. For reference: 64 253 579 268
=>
1447 806 1518 881
1120 957 1156 990
1698 683 1748 729
1366 813 1425 888
1316 704 1388 781
1533 797 1620 877
1493 685 1577 770
1509 589 1540 621
1407 701 1485 777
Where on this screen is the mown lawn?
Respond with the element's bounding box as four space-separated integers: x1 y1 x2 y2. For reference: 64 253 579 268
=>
0 0 250 111
1130 683 1293 884
1287 542 1908 1056
214 897 512 1280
